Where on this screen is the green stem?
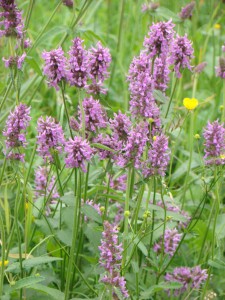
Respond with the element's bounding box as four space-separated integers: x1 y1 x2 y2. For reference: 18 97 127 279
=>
181 112 194 209
122 166 133 273
0 157 7 187
165 77 178 119
0 81 13 113
64 170 81 300
24 0 35 30
61 84 73 138
148 177 157 256
27 0 63 54
0 211 6 297
223 80 225 122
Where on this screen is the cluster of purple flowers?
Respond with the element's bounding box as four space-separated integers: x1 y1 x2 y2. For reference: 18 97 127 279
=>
154 228 182 256
42 38 111 94
99 221 129 298
37 116 65 162
203 120 225 165
79 96 107 133
3 103 31 161
34 166 59 215
144 134 170 177
64 136 93 172
0 0 24 39
128 20 194 120
165 266 208 296
179 2 195 20
0 0 29 69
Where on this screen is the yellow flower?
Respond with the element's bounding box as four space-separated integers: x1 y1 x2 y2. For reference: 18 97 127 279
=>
214 24 221 29
153 136 157 141
183 98 199 110
0 260 9 267
194 134 200 139
220 154 225 160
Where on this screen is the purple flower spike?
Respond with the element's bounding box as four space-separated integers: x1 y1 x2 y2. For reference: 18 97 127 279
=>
143 20 175 58
153 57 170 92
118 122 149 168
37 116 65 162
179 2 195 20
165 266 208 296
68 37 89 88
128 51 161 121
154 228 182 256
2 53 26 69
3 103 31 161
80 96 107 132
216 57 225 79
203 120 225 165
171 34 194 77
64 136 93 172
0 0 24 39
99 221 129 298
35 166 59 215
93 134 116 160
110 111 131 145
42 47 68 90
143 134 170 177
88 41 111 82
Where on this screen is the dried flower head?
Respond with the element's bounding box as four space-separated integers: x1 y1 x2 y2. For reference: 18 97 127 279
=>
216 57 225 79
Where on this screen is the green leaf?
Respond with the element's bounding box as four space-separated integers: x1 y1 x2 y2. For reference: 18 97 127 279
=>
60 193 75 206
91 143 116 153
9 276 45 291
7 256 62 273
84 224 102 252
153 90 168 103
140 282 182 299
27 284 64 300
26 57 42 76
81 204 102 224
208 259 225 270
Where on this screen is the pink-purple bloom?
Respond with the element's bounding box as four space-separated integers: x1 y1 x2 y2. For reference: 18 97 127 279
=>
203 120 225 165
0 0 24 39
110 111 131 146
127 51 161 121
99 221 129 298
34 166 59 215
93 134 116 160
216 57 225 79
179 2 195 20
37 116 65 162
143 20 175 58
87 41 111 94
154 228 182 256
2 53 26 69
3 103 31 161
165 266 208 296
153 57 170 92
80 97 107 132
63 0 73 7
118 122 149 168
171 34 194 77
42 47 68 90
143 134 170 177
68 37 89 88
64 136 93 172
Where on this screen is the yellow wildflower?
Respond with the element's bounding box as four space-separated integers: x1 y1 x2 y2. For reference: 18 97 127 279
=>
183 98 198 110
153 136 157 141
194 134 200 139
0 260 9 267
214 24 221 29
220 154 225 160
